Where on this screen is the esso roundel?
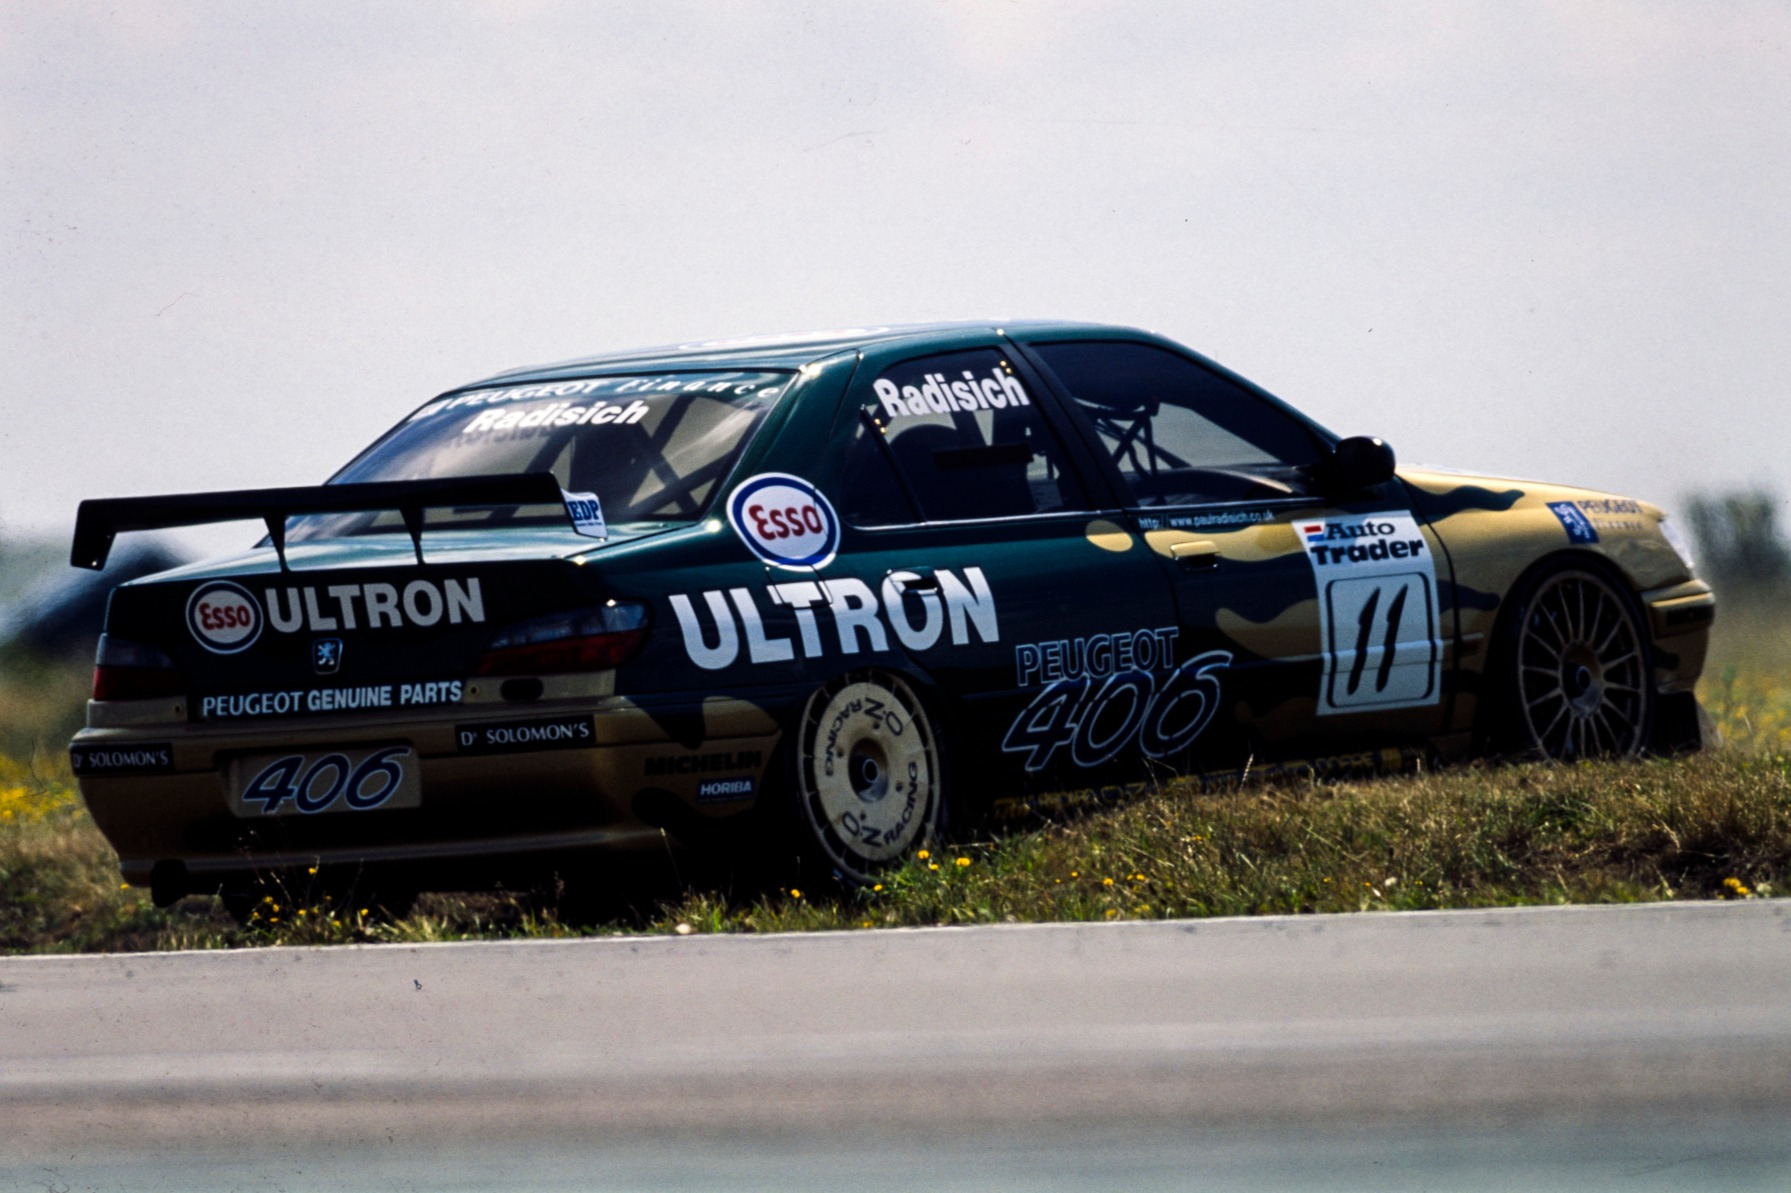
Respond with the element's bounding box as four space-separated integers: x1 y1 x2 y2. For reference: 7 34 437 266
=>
727 473 841 570
186 581 263 654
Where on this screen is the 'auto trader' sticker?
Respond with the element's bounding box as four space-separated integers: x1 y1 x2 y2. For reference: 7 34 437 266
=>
1300 512 1443 715
726 472 841 570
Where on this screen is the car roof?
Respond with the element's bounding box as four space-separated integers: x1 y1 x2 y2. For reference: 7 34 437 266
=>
454 319 1139 389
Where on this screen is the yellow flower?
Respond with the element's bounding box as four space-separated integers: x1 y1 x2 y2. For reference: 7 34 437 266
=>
307 866 317 875
1104 909 1118 918
928 863 940 871
1070 871 1079 878
861 921 872 928
872 883 883 892
917 849 930 860
790 888 803 899
955 857 970 868
1102 877 1114 887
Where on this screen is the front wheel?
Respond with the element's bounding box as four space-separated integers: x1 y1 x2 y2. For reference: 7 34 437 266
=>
792 671 944 885
1497 563 1654 759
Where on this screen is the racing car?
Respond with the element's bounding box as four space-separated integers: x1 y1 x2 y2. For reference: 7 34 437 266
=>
67 321 1714 909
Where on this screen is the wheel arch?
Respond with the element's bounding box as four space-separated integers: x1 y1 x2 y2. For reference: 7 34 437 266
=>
771 659 954 886
1475 548 1656 755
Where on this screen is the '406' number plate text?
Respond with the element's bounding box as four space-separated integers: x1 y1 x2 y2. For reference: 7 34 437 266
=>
228 744 420 817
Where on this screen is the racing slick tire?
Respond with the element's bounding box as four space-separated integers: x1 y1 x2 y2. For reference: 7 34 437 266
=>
1491 559 1655 760
789 669 945 886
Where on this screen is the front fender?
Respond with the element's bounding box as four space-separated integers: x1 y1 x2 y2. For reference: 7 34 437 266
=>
1400 467 1710 732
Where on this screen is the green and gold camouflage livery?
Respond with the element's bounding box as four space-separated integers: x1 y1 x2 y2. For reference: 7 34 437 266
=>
67 321 1711 897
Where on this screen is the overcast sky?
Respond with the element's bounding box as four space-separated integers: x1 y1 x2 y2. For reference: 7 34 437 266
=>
5 1 1789 559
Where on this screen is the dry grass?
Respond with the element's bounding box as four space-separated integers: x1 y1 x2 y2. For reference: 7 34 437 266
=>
0 654 90 763
647 750 1788 935
1 599 1787 953
1700 602 1791 755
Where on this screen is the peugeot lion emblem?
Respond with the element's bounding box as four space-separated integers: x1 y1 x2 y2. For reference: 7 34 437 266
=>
312 638 343 675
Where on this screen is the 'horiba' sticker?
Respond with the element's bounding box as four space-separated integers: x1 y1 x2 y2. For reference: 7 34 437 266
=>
726 473 840 570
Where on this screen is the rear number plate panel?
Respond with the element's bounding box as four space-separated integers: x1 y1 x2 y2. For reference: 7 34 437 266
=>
228 744 420 817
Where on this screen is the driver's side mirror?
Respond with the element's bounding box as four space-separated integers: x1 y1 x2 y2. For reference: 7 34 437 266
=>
1322 436 1397 495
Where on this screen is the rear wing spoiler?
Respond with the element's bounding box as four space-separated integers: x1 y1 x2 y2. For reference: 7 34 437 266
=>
71 472 568 571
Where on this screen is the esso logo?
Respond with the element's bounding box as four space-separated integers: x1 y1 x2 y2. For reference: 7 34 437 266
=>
727 473 841 570
186 581 263 654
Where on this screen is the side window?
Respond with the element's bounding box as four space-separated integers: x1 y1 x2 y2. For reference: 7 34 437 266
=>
842 349 1087 525
1029 341 1324 506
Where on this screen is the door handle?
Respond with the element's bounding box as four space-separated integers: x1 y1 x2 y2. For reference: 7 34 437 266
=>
1169 541 1221 570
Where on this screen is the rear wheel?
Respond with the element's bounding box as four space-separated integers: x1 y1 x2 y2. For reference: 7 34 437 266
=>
792 671 944 885
1498 564 1654 759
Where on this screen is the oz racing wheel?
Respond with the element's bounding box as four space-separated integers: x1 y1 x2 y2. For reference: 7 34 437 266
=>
792 670 944 885
1497 562 1654 759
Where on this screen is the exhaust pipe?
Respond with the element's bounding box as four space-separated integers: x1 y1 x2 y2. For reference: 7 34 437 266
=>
149 859 189 907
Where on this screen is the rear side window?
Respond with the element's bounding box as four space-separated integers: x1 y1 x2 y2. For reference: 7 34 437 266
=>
1028 341 1323 506
841 349 1086 526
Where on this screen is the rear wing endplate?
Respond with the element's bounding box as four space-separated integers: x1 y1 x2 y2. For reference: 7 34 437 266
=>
71 472 567 571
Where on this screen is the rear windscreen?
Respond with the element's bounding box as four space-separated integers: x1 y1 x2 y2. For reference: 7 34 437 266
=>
290 371 791 539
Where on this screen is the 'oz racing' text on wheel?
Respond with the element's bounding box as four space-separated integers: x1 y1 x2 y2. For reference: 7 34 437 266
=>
792 671 943 886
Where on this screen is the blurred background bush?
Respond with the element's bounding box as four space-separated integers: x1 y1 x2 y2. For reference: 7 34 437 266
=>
0 535 185 762
1685 489 1791 600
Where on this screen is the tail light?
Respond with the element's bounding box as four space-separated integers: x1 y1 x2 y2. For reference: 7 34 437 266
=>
92 634 185 701
476 601 650 676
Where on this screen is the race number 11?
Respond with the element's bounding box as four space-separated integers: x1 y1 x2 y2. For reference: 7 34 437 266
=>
1321 573 1436 711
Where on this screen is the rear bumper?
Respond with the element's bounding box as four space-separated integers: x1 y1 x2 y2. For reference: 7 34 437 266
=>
72 692 790 888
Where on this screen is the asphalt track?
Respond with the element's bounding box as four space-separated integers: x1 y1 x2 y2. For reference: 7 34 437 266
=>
3 900 1789 1191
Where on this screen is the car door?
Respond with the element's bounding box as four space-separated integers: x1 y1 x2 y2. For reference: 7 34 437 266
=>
829 337 1187 807
1016 335 1453 763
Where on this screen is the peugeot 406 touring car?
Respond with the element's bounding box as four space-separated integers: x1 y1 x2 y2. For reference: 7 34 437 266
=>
68 322 1714 907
